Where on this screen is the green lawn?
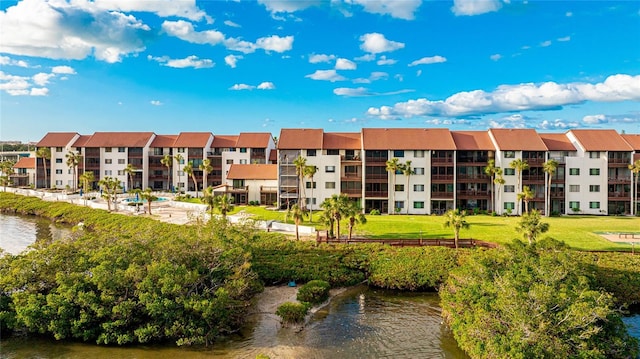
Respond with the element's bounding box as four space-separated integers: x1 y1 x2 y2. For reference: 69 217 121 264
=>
233 206 640 251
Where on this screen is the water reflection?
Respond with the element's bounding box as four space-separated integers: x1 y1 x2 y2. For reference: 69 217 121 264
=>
0 213 71 255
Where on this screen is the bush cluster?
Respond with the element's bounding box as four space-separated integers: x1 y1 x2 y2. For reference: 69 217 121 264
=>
275 302 309 324
296 280 330 304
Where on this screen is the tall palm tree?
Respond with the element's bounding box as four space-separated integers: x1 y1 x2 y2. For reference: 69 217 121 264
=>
98 176 121 212
443 208 470 249
160 154 173 191
517 185 535 214
139 187 158 215
174 153 184 192
36 147 51 189
0 160 15 191
124 163 136 191
510 159 529 215
321 193 349 240
402 160 413 214
293 155 307 208
304 164 317 220
213 194 234 219
79 171 94 206
516 209 549 244
494 168 505 214
543 159 559 217
199 158 213 193
286 203 306 241
484 159 498 212
344 201 367 240
183 161 198 198
201 186 216 217
629 159 640 216
386 157 401 214
65 151 81 191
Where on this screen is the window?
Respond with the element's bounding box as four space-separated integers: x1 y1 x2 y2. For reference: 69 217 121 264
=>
413 201 425 209
55 158 63 163
589 185 600 192
105 170 112 176
55 147 63 152
569 168 580 175
177 182 185 188
306 181 316 189
240 148 247 153
414 150 425 158
325 166 335 173
394 201 404 209
68 169 72 174
55 169 62 174
226 159 233 164
569 201 580 210
589 151 600 159
117 170 124 176
118 159 125 164
105 159 112 164
393 150 404 158
505 185 515 192
177 148 185 153
178 171 184 176
504 202 515 210
153 148 163 156
55 180 63 185
305 198 317 205
589 202 600 209
589 168 600 176
325 182 335 189
239 159 248 164
504 168 515 176
105 147 112 152
504 151 515 158
395 184 404 192
414 167 425 175
306 149 316 156
327 149 339 156
569 185 580 192
118 147 125 153
414 184 424 192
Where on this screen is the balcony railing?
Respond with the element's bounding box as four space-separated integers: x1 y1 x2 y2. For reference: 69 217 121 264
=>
431 158 454 164
608 176 631 183
523 158 545 166
341 155 362 162
341 188 362 195
366 173 387 179
364 191 388 197
457 190 490 196
260 186 278 193
431 191 454 198
550 191 565 198
431 175 454 181
457 174 489 180
608 192 630 198
608 157 631 164
522 175 545 182
365 156 387 163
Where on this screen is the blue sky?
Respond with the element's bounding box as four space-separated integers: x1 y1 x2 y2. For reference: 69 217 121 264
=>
1 0 639 142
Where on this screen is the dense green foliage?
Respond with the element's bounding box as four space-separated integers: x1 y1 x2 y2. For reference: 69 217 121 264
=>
440 239 639 359
296 280 331 305
574 251 640 306
275 302 309 325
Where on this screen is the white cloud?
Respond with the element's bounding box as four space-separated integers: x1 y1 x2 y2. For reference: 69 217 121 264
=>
540 40 552 47
225 54 242 68
305 69 347 82
452 0 502 16
408 55 447 66
150 100 163 106
257 0 321 14
359 33 405 54
367 74 640 119
0 56 29 68
347 0 422 20
256 35 294 52
1 0 150 63
92 0 211 22
416 69 422 77
490 54 502 61
230 83 255 91
334 87 413 97
52 66 76 74
0 71 30 95
335 58 357 70
538 119 579 129
488 114 527 129
353 71 388 84
32 72 54 86
224 20 241 27
309 54 336 63
566 11 573 17
582 114 608 124
376 56 397 65
257 81 276 90
354 53 376 62
30 87 49 96
557 36 571 42
148 55 214 69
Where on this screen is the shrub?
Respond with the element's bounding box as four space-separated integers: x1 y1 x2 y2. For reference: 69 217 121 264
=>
297 280 330 304
369 209 381 215
275 302 309 324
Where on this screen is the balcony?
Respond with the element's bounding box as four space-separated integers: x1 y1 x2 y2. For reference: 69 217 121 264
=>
457 190 490 197
341 155 362 163
364 191 388 198
341 188 362 196
608 192 630 198
550 191 565 198
523 158 545 166
342 173 362 180
457 174 489 181
522 175 545 182
608 176 631 184
608 157 631 165
365 173 388 180
431 174 454 181
365 156 387 163
431 157 454 164
431 191 454 199
260 186 278 193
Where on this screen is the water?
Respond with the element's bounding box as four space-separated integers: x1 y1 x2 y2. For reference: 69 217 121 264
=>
122 197 169 203
0 213 71 255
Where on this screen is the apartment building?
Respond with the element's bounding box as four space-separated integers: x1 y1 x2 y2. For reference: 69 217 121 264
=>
221 164 278 205
11 157 36 187
35 132 81 189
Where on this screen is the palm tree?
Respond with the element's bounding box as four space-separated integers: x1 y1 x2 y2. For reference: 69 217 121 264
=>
98 176 121 212
65 151 81 192
36 147 51 188
321 193 349 240
516 209 549 244
494 168 505 214
293 155 307 208
79 171 94 206
174 153 184 192
0 160 14 191
484 159 498 212
160 154 173 191
510 159 529 215
183 161 198 198
213 194 234 219
124 163 136 191
443 208 470 249
386 157 401 214
402 160 413 214
139 187 158 215
629 159 640 216
286 203 306 240
304 164 317 220
199 158 213 193
201 186 216 217
517 185 535 214
543 159 559 217
344 201 367 240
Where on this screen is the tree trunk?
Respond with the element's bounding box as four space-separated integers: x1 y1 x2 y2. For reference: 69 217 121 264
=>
454 230 459 249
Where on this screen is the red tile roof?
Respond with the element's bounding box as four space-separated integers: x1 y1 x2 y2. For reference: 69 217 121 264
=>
151 135 177 148
268 150 277 162
36 132 79 147
323 132 361 150
622 134 640 151
278 129 324 149
14 157 35 169
236 133 272 148
451 131 495 150
362 128 456 150
569 129 632 151
226 164 277 180
211 135 239 148
72 135 92 147
489 129 547 151
173 132 213 148
539 133 576 151
83 132 155 148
